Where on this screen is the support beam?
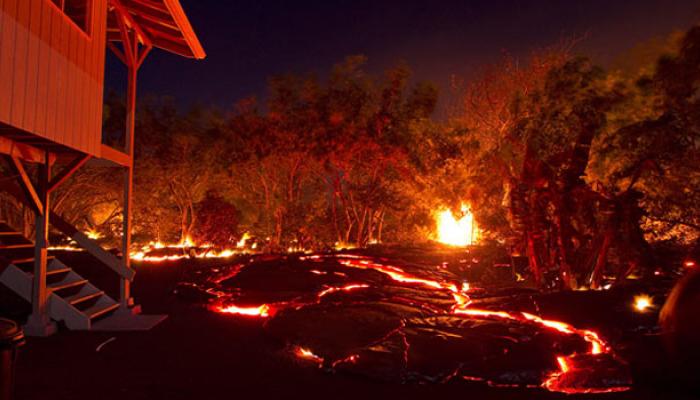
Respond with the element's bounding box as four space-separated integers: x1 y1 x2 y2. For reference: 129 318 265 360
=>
47 154 92 194
0 177 135 282
0 136 54 164
24 153 56 337
3 155 43 215
107 41 128 65
120 48 138 309
108 0 152 48
109 3 151 311
50 212 136 281
136 42 153 69
100 144 131 167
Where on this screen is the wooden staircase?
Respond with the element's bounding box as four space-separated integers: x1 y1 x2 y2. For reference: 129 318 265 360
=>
0 223 120 330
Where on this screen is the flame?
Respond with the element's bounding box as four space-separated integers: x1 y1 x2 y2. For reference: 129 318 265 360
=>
216 304 270 317
633 295 653 312
85 228 102 240
556 356 569 373
296 347 324 364
129 238 241 262
178 235 196 248
236 233 250 248
436 204 477 246
48 245 83 251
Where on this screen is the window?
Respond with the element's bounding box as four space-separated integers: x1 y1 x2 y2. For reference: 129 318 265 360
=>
51 0 93 35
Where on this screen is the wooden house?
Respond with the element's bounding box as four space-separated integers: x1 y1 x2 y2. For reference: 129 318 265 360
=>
0 0 204 336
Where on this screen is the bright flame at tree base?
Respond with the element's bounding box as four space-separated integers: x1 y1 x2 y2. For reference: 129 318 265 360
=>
436 204 477 246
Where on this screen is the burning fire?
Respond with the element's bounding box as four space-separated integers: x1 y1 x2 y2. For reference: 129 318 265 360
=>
85 228 102 240
436 204 477 246
217 304 270 317
130 236 240 262
633 295 653 312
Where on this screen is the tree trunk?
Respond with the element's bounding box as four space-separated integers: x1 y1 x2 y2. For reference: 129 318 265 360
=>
526 232 543 286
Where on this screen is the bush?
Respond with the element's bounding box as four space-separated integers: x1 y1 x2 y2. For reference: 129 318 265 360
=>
192 192 240 247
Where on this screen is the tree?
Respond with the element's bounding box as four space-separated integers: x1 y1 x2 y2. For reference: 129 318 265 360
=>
192 191 240 247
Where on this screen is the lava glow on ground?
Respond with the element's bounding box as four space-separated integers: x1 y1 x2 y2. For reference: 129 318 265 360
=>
196 252 631 394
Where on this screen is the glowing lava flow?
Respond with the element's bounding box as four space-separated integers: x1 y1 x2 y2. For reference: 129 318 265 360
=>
332 255 623 393
216 253 627 393
214 283 370 320
130 237 240 262
216 304 270 317
318 284 370 298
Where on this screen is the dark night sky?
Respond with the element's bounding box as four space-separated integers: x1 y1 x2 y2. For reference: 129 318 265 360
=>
106 0 700 112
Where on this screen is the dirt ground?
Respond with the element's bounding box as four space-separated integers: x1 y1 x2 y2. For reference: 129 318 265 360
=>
2 253 698 400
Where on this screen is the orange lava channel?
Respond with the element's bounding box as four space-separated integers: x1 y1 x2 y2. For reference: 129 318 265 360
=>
215 254 627 394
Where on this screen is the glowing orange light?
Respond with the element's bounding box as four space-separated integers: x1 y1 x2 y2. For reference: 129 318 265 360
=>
213 253 625 393
216 304 270 317
556 356 569 373
633 295 653 312
296 347 323 363
318 284 369 298
130 239 240 262
435 204 477 246
48 245 82 251
85 228 102 240
236 232 250 248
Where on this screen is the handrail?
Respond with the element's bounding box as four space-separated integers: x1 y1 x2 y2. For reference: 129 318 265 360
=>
0 180 134 281
50 212 135 281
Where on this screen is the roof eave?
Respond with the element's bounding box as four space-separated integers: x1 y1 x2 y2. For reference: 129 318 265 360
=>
161 0 206 59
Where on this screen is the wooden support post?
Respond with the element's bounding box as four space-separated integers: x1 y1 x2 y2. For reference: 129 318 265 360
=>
24 152 56 336
108 2 152 313
4 154 43 215
120 58 137 310
47 154 92 194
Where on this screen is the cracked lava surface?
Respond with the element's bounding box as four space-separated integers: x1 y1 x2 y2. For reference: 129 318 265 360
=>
180 252 631 394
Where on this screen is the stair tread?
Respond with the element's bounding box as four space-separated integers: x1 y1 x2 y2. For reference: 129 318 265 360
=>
85 302 119 319
49 278 88 291
64 290 104 305
46 267 71 275
0 243 33 249
27 266 71 276
10 255 56 264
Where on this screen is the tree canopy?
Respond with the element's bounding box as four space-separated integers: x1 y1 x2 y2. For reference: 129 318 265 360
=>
4 25 699 290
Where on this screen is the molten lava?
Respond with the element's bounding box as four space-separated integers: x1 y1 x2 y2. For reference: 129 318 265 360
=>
436 204 477 246
211 253 629 394
216 304 270 317
130 237 240 262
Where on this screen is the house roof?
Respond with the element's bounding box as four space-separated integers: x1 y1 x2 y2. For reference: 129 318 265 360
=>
108 0 206 59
